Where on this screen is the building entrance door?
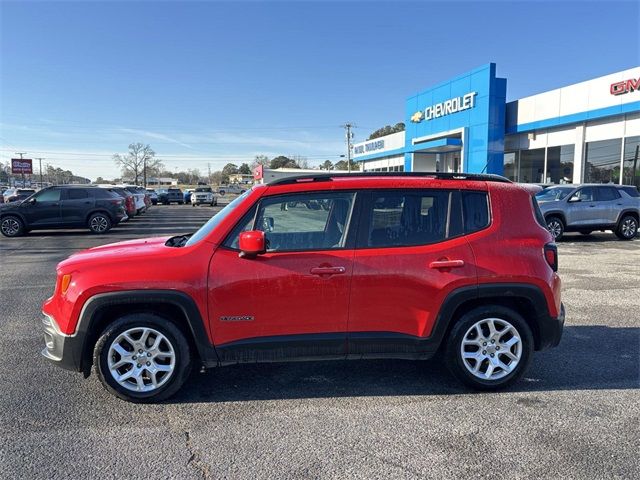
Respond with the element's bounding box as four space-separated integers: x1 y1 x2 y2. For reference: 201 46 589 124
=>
438 151 461 173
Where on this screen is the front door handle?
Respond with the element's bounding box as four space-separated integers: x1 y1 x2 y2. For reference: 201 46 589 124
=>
310 266 346 276
429 259 465 269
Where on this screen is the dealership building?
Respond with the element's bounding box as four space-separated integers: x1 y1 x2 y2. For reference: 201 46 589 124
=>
352 64 640 186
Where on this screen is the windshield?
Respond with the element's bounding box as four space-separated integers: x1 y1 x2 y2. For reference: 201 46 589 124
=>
195 187 211 192
185 190 251 246
535 186 574 202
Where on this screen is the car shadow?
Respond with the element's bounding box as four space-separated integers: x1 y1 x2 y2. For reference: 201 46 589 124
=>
170 325 639 404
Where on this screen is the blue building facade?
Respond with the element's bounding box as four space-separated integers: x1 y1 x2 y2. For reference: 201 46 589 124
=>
352 63 640 186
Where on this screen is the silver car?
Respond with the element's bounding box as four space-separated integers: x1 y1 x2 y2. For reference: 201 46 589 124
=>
536 184 639 240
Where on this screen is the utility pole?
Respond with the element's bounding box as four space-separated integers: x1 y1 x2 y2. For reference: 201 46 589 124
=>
15 152 27 187
208 163 211 185
341 124 355 173
143 156 147 188
36 158 45 187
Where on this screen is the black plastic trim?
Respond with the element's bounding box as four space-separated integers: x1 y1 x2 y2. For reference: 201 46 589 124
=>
268 172 511 186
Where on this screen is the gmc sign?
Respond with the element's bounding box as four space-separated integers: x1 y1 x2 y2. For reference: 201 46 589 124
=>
610 78 640 96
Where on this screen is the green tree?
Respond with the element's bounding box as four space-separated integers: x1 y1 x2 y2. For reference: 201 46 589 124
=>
320 160 333 170
367 122 405 140
334 159 359 171
270 156 298 169
238 163 251 175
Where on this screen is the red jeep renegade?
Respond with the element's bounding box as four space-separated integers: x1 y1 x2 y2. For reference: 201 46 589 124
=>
42 173 565 402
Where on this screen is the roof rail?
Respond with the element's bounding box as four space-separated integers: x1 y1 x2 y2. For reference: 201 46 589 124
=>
268 171 511 186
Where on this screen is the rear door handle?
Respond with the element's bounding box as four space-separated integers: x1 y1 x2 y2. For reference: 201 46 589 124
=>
429 259 465 269
310 266 346 276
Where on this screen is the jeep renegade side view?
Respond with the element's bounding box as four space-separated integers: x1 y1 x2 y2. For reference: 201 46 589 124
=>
41 173 565 402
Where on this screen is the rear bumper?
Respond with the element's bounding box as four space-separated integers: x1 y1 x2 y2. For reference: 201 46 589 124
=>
537 302 565 350
41 313 84 372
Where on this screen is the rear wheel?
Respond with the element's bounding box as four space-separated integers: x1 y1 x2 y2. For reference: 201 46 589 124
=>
0 215 25 237
546 216 564 240
445 306 533 390
615 215 638 240
88 213 112 234
93 313 192 403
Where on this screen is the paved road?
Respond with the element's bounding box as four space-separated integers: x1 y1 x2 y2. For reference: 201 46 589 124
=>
1 205 638 479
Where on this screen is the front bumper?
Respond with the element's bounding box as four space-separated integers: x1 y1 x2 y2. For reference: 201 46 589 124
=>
537 302 565 350
41 313 84 372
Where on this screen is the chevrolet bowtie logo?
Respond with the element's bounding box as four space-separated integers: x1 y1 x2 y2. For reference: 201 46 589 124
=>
411 111 424 123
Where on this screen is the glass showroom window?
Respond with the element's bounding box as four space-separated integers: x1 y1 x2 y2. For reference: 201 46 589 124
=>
546 145 574 184
623 136 640 187
584 138 622 184
503 152 519 181
519 148 545 183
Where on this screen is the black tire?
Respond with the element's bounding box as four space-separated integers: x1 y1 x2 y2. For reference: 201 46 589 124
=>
615 214 638 240
0 215 25 237
88 213 112 234
445 306 534 391
93 313 192 403
192 203 196 207
219 190 225 196
546 216 564 240
179 201 184 205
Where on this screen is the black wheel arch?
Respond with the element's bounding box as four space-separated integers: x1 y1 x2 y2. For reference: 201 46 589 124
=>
85 209 115 224
75 290 218 376
617 209 639 224
544 211 566 226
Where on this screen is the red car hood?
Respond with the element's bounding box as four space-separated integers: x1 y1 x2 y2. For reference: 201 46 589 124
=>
58 236 172 270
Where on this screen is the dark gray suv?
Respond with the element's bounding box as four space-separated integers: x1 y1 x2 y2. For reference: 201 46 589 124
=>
536 184 639 240
0 185 127 237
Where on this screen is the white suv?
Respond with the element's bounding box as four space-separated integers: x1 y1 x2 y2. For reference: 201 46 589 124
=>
191 186 218 206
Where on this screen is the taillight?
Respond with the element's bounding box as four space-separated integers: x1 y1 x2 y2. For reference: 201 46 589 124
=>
544 243 558 272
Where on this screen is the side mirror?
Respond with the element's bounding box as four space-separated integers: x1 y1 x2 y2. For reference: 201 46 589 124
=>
568 196 580 203
28 197 37 204
238 230 266 258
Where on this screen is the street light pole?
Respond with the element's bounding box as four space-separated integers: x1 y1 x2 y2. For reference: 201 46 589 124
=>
36 158 45 187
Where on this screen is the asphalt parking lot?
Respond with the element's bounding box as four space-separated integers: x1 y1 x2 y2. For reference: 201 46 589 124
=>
1 204 638 479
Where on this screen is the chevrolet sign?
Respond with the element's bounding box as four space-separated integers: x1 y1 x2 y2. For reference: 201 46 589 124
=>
412 91 478 123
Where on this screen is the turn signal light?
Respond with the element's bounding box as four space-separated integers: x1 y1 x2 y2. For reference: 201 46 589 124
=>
60 274 72 294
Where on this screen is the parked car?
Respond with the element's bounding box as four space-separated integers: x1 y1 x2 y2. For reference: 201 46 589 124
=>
98 186 136 218
183 189 194 203
0 185 127 237
41 172 564 402
217 184 246 196
122 186 147 215
191 186 218 206
536 184 639 240
158 188 184 205
3 188 37 203
146 189 159 205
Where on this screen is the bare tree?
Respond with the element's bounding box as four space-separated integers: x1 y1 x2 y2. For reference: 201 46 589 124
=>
113 143 163 186
251 155 270 169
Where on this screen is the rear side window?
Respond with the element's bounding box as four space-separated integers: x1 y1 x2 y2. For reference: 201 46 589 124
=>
596 187 621 201
91 188 118 199
364 190 449 247
620 186 639 197
67 189 89 200
462 191 490 233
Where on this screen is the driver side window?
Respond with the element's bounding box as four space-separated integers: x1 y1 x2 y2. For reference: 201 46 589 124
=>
34 189 61 202
224 192 355 252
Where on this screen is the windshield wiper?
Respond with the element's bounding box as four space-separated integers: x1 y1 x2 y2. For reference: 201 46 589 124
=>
165 234 193 247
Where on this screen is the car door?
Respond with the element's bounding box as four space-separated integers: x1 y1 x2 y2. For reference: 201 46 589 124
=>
207 191 358 363
60 188 93 225
565 187 598 226
594 186 623 224
347 189 477 358
20 188 62 226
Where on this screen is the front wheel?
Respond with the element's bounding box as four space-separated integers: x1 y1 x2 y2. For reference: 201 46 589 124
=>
93 314 192 402
615 215 638 240
546 216 564 240
0 215 25 237
445 306 533 390
88 213 112 234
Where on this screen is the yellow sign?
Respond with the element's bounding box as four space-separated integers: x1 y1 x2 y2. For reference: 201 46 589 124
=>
411 111 424 123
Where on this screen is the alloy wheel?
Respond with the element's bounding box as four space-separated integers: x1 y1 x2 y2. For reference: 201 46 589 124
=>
90 215 109 233
1 218 21 236
621 218 637 238
460 318 523 380
107 327 176 392
547 219 562 239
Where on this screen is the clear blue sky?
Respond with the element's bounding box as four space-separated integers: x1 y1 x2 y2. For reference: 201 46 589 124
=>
1 0 638 180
